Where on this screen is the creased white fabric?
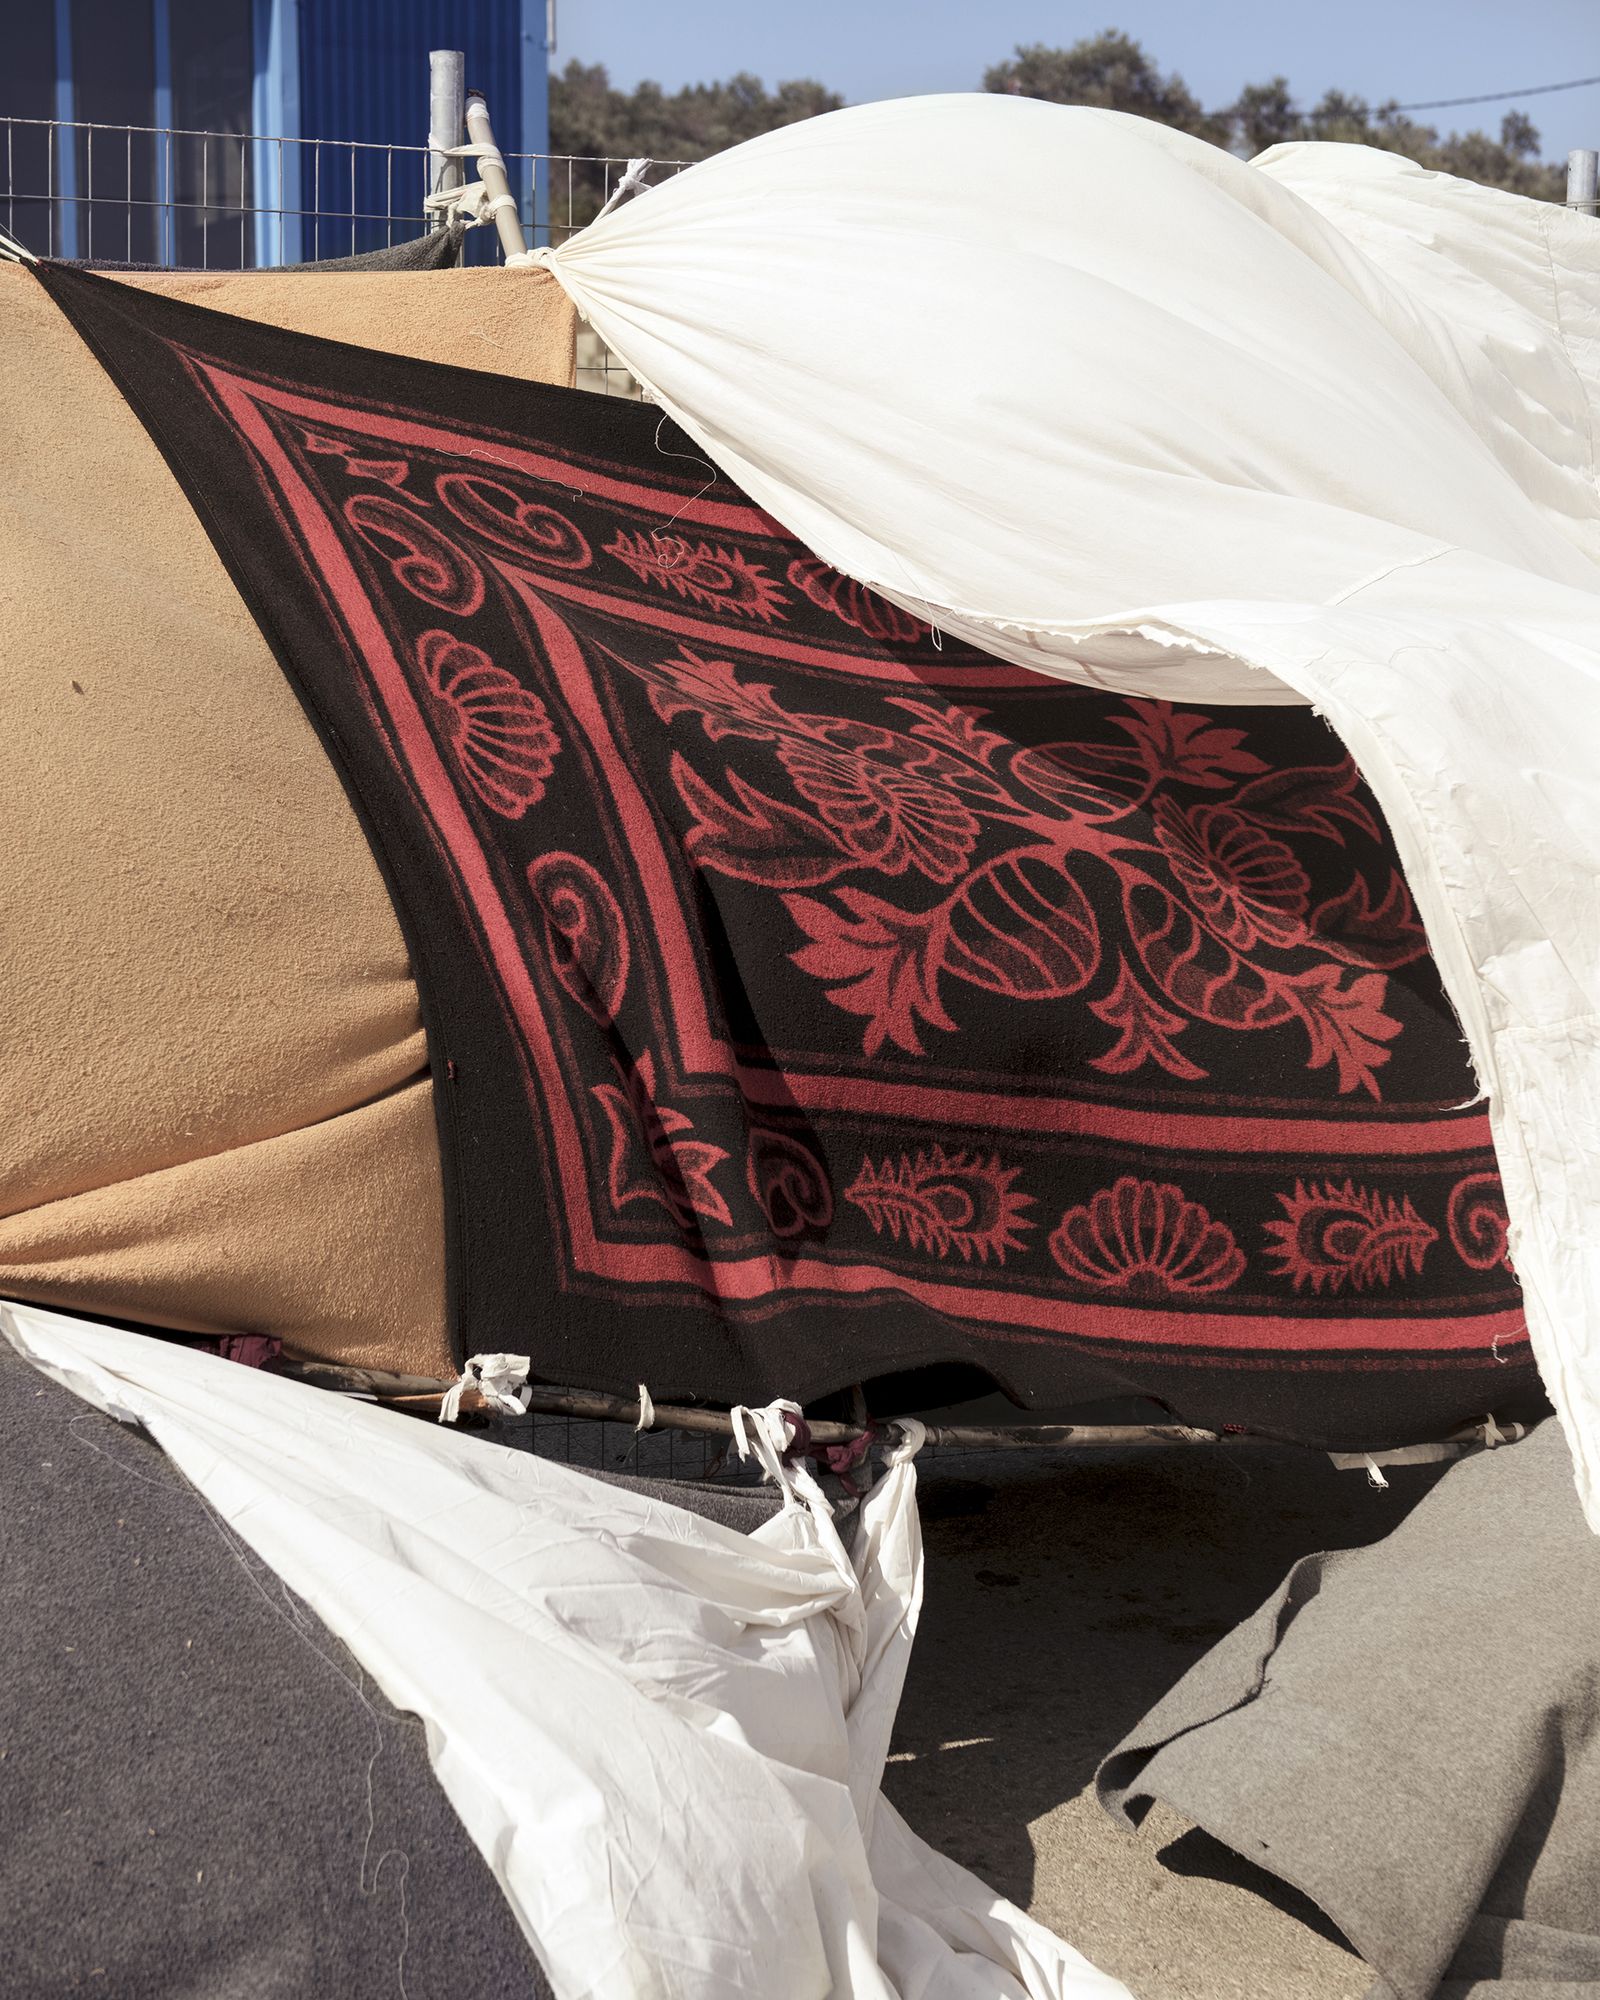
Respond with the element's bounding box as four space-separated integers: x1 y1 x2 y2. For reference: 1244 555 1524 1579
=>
1 1301 1128 2000
533 97 1600 1530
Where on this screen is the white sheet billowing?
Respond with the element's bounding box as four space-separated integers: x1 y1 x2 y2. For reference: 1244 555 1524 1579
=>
2 1302 1128 2000
533 99 1600 1530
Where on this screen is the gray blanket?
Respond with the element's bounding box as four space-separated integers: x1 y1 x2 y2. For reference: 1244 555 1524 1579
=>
67 222 466 275
1097 1422 1600 1998
0 1335 782 1996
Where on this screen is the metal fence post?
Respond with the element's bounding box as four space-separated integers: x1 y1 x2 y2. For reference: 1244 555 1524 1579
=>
465 91 532 263
1568 149 1599 217
428 49 465 229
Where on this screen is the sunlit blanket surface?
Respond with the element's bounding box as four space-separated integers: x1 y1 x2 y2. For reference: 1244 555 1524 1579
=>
40 264 1536 1447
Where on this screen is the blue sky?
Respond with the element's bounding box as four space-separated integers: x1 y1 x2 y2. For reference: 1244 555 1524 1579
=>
555 0 1600 163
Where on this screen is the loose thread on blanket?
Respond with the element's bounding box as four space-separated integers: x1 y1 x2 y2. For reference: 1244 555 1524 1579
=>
649 416 720 545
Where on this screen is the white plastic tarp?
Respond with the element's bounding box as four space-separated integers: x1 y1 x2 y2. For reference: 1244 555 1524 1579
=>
1 1300 1130 2000
532 100 1600 1527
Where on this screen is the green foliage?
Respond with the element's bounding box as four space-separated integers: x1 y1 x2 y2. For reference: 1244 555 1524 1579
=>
986 36 1567 200
549 62 842 232
982 32 1230 145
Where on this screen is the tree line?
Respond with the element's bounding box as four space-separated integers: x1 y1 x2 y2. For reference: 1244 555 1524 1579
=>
549 30 1565 228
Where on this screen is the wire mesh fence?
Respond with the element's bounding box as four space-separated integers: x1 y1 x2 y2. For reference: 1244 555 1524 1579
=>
0 114 682 396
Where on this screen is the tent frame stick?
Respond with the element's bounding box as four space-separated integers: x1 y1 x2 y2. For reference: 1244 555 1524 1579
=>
279 1363 1509 1468
465 90 531 262
282 1362 1225 1447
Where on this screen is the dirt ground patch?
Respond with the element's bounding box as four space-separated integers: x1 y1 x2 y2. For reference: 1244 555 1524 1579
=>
885 1442 1450 1998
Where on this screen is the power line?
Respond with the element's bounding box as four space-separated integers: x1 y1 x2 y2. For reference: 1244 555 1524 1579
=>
1391 73 1600 113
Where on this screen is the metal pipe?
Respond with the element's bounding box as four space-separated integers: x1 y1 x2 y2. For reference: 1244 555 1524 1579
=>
1568 148 1599 216
465 90 532 263
428 49 465 230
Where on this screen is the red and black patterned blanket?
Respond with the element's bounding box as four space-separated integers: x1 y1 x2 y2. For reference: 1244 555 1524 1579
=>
44 264 1537 1447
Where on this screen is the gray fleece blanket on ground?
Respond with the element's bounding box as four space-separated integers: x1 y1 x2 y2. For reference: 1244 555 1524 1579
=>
0 1334 782 1996
1096 1420 1600 1998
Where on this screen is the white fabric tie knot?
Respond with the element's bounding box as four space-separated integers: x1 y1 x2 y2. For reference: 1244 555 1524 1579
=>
438 1352 532 1424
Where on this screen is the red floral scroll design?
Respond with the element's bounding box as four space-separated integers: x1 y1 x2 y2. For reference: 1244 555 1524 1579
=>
747 1130 834 1238
418 630 560 818
608 529 788 621
525 852 630 1023
844 1147 1034 1264
1048 1178 1245 1296
1447 1174 1513 1272
436 473 591 571
1262 1180 1437 1294
786 558 926 643
621 645 1426 1092
592 1051 732 1228
345 492 486 616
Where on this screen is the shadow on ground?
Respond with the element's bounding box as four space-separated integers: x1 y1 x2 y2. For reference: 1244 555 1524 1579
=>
884 1442 1449 1998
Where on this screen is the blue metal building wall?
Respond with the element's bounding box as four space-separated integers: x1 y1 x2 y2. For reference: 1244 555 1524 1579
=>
295 0 536 259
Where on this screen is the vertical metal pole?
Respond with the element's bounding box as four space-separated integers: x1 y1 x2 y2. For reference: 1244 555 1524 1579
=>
428 48 465 229
251 0 300 266
520 0 552 245
52 0 78 259
1568 149 1599 218
465 92 532 263
152 0 174 262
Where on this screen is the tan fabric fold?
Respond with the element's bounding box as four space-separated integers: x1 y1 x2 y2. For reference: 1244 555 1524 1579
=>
110 264 577 383
0 1084 451 1374
0 260 571 1364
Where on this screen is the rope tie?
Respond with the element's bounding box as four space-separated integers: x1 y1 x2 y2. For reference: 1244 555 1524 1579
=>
594 157 655 222
886 1417 928 1466
438 1352 532 1424
0 222 37 265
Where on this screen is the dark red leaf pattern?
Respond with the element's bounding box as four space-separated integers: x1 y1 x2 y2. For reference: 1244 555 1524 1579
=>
418 630 560 818
1263 1180 1437 1293
1089 957 1207 1080
1049 1178 1245 1296
748 1130 834 1238
612 529 787 621
593 1051 732 1229
786 556 924 642
844 1148 1034 1264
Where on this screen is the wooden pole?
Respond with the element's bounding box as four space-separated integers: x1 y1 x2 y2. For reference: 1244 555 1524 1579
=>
281 1362 1223 1448
428 50 466 231
1568 148 1599 217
